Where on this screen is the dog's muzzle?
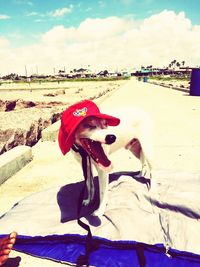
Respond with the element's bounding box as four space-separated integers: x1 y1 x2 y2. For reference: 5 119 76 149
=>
105 134 116 145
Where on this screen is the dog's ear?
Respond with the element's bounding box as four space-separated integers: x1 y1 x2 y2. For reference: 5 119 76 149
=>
103 119 108 128
99 119 108 129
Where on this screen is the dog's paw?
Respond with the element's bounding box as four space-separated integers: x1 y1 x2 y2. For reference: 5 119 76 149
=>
146 179 151 190
149 179 158 193
141 165 153 182
92 207 105 217
141 165 150 178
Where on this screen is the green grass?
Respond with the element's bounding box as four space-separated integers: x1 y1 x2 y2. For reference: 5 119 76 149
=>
1 76 130 85
148 74 190 82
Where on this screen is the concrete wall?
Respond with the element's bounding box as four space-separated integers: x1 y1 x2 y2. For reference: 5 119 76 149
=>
0 145 32 185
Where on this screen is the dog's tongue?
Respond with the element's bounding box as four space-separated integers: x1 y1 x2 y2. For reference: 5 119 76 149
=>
80 138 112 170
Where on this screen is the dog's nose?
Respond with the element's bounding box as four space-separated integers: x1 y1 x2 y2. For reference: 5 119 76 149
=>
105 134 116 145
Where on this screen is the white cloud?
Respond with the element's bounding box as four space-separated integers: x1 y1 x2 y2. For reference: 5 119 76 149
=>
26 11 38 16
1 10 200 75
0 14 10 20
77 16 134 40
36 6 73 20
98 1 105 8
27 1 33 6
49 7 72 18
0 37 10 47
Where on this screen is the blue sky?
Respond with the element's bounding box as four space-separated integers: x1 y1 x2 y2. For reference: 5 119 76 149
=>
1 0 199 45
0 0 200 75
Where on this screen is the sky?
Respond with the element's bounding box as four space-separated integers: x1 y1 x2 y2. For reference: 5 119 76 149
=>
0 0 200 76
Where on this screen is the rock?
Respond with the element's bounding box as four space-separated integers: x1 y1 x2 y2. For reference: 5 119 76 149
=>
43 93 56 97
16 99 36 109
43 89 65 97
0 99 37 111
55 89 65 95
5 100 16 111
0 107 63 155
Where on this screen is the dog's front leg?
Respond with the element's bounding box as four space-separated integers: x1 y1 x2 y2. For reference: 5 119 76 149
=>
92 170 108 217
83 157 95 206
83 174 95 206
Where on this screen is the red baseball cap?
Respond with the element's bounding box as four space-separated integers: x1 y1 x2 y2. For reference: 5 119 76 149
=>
58 100 120 155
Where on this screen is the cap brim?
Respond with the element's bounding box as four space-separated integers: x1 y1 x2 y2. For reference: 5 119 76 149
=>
95 113 120 126
58 112 120 155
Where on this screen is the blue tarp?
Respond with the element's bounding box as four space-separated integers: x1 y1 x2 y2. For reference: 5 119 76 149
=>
1 171 200 266
1 234 200 266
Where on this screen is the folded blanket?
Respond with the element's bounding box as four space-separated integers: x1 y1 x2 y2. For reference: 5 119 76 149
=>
1 171 200 266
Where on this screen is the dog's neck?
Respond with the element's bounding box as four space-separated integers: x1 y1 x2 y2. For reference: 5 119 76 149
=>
72 143 89 160
72 144 93 195
72 143 81 153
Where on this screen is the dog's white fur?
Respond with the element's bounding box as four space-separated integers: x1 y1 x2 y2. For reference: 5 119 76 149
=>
72 107 153 217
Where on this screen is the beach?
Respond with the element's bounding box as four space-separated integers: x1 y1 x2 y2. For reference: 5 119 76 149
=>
1 77 200 266
0 80 126 155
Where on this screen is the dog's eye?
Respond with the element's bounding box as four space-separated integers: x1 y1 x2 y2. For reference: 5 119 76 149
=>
104 121 108 127
85 124 96 129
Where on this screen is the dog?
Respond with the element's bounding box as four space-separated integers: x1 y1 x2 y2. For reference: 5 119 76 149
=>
58 100 153 217
73 108 153 217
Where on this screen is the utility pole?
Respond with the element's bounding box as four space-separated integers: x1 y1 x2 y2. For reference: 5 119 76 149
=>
25 65 28 78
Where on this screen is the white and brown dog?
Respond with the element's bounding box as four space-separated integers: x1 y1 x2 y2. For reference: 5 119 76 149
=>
59 100 153 217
